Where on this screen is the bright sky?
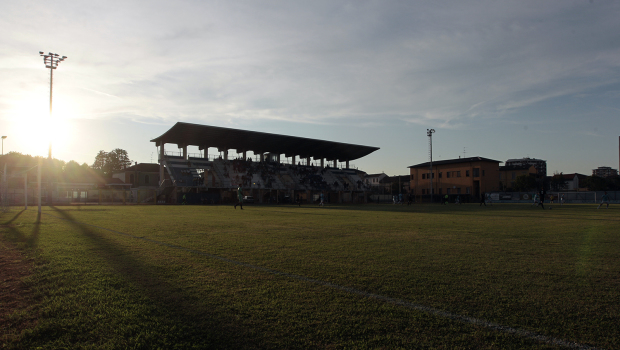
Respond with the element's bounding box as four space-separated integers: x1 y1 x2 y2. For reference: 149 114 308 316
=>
1 0 619 176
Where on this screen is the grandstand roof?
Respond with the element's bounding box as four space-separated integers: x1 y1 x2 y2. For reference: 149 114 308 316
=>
151 122 380 161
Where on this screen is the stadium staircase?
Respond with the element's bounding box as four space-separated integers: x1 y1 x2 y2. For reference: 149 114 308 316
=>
212 160 233 188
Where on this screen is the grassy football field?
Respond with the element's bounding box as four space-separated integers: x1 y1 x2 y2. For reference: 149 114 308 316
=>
1 203 618 349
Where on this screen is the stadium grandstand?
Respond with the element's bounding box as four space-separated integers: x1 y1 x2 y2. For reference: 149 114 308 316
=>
150 122 379 204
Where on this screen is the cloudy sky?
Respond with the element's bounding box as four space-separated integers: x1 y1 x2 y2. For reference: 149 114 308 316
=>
1 0 619 176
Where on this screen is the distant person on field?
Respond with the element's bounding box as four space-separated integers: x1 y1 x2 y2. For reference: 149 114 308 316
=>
479 192 486 206
455 195 460 205
597 192 610 209
560 194 565 205
538 189 546 209
319 192 324 207
550 194 554 204
234 184 244 209
407 192 413 206
532 193 538 206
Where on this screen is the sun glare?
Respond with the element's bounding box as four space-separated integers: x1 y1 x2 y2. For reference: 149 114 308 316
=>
8 94 76 158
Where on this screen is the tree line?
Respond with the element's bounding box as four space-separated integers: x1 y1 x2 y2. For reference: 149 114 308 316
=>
0 149 133 186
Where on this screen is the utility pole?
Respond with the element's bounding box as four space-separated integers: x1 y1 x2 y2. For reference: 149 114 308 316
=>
427 129 435 203
39 51 67 208
39 52 67 159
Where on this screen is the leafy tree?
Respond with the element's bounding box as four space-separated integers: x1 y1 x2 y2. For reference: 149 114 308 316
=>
92 150 107 173
107 148 132 173
513 174 537 192
581 175 607 191
607 176 620 191
550 172 568 191
62 160 95 182
91 149 132 177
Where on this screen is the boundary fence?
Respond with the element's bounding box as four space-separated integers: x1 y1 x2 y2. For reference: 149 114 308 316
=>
0 188 158 208
489 191 619 204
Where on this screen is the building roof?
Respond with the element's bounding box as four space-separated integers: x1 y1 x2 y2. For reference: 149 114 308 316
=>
151 122 379 161
116 163 161 173
107 178 127 185
408 156 501 168
380 175 410 183
365 172 387 178
557 173 588 180
505 157 546 163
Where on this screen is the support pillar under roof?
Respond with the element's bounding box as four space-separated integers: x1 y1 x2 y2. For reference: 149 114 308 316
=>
159 143 164 186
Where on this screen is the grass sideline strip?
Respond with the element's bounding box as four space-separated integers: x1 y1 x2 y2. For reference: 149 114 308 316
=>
43 210 603 350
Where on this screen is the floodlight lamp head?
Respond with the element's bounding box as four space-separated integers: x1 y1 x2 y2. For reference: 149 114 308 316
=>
1 136 7 139
39 51 44 54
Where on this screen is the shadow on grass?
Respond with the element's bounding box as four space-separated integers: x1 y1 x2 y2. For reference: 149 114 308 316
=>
47 206 256 349
0 210 41 250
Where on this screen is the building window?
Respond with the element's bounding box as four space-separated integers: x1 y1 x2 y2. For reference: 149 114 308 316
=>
439 188 442 194
145 175 150 185
466 170 470 177
457 188 461 194
129 174 135 184
447 172 451 178
422 174 425 179
466 187 471 194
447 188 451 195
482 170 485 177
439 172 442 178
473 168 480 177
457 171 461 177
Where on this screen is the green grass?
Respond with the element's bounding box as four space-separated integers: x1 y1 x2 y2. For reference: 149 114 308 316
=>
1 203 618 349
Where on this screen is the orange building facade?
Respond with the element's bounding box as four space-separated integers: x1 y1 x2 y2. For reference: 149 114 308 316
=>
409 157 501 199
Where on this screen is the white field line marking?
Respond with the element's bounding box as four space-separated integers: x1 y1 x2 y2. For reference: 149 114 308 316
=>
47 213 602 350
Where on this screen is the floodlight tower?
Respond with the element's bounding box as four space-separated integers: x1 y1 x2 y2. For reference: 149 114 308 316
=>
1 136 6 155
39 51 67 159
427 129 435 203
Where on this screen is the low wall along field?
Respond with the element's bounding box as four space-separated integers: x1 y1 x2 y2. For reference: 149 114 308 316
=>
1 203 618 349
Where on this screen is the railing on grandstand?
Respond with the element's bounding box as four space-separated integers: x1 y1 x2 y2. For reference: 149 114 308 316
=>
161 151 357 169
